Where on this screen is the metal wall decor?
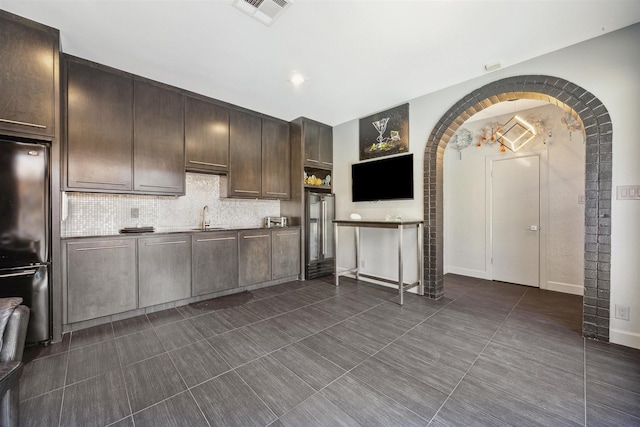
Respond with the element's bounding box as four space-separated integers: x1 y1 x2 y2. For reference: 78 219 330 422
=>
359 103 409 160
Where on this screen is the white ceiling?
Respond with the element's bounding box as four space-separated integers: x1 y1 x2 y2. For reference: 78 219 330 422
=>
1 0 639 126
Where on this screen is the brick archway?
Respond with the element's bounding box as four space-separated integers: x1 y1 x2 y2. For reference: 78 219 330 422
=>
423 75 611 341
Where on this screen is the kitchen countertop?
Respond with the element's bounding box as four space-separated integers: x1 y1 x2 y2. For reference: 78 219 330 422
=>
61 225 300 240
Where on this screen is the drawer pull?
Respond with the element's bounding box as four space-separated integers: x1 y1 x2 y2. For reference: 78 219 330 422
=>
76 245 130 251
234 189 260 194
275 232 298 237
243 235 269 239
0 118 46 129
321 161 333 166
196 237 237 242
266 192 288 196
139 184 180 189
144 240 187 246
77 180 128 186
188 160 227 168
305 159 319 163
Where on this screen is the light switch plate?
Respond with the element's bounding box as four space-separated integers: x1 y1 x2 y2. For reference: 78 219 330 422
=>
615 304 630 321
616 185 640 200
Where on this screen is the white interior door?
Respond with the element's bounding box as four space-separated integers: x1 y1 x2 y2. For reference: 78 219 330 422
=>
491 155 540 287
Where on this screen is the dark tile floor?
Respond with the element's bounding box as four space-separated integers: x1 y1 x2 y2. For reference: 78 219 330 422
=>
19 274 640 426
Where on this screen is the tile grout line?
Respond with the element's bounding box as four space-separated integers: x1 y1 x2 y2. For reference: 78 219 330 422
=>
111 284 329 421
56 345 71 427
233 367 281 423
426 286 530 425
110 337 136 427
583 336 588 427
195 282 407 424
21 279 466 423
269 280 482 425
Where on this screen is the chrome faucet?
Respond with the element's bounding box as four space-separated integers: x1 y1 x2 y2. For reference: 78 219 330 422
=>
201 205 210 229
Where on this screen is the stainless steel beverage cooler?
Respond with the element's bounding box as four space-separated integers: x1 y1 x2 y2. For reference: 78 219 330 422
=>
305 191 334 279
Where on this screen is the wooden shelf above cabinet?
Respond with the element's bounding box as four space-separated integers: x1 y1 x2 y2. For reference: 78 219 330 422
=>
304 184 332 191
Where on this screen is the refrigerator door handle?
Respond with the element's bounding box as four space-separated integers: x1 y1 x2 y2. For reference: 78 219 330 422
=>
0 270 37 278
321 199 327 256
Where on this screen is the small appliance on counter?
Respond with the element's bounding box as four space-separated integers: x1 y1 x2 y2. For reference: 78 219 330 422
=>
264 216 288 228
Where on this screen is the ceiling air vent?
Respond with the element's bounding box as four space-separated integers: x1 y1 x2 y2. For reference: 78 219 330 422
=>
232 0 292 26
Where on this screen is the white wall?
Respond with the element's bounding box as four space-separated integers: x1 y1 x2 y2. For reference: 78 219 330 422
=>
332 23 640 349
443 103 585 296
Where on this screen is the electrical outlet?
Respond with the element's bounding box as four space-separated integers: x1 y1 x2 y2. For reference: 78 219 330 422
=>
615 304 630 321
360 260 366 268
131 207 139 219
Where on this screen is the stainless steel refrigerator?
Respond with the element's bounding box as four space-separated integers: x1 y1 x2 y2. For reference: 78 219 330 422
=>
305 191 334 279
0 138 50 343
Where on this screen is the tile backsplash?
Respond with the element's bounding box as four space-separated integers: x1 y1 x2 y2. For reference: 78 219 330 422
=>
61 173 280 237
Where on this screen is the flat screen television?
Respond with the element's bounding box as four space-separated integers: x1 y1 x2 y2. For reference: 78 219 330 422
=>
351 153 414 202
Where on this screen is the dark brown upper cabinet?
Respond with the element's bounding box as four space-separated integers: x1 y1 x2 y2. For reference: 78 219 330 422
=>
261 118 290 199
0 12 58 139
228 110 262 198
134 81 185 195
66 60 133 191
185 96 229 174
318 123 333 168
303 119 333 170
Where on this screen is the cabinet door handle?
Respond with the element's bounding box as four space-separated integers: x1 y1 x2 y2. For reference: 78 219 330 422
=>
144 240 187 246
76 245 130 251
306 159 319 163
0 118 47 129
266 192 288 196
196 237 237 242
275 232 298 237
188 160 228 168
243 235 269 239
77 180 128 186
139 184 180 190
321 161 333 166
0 270 37 278
234 189 260 194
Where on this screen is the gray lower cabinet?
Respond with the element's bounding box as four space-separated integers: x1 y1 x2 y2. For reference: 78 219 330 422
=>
65 238 137 324
238 230 272 287
192 231 238 296
271 228 301 280
138 235 191 308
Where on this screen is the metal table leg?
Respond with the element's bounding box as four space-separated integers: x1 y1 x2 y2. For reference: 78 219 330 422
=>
418 222 424 296
355 226 360 281
398 224 404 306
334 222 339 287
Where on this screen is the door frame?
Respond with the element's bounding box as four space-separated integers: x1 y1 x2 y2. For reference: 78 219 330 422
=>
486 150 548 288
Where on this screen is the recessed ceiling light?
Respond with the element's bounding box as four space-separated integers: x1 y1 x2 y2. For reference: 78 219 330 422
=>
290 73 306 86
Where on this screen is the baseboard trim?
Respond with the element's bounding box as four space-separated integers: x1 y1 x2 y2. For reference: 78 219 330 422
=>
445 266 489 280
546 281 584 296
610 328 640 350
